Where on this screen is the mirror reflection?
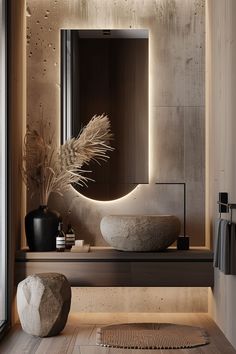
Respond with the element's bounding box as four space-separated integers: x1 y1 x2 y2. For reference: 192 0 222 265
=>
61 29 149 201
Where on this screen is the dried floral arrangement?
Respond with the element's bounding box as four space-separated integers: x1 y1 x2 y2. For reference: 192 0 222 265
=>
22 114 113 205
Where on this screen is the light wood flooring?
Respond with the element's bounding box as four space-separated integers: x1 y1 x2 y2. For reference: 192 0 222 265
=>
0 313 235 354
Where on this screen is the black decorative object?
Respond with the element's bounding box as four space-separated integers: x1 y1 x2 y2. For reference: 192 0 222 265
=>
177 235 190 250
25 206 60 251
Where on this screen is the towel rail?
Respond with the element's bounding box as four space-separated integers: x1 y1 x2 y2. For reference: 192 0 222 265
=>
217 192 236 224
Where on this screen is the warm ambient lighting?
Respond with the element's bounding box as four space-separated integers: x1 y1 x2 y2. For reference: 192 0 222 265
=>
74 185 140 204
71 29 153 204
61 28 149 202
205 0 211 249
148 30 155 183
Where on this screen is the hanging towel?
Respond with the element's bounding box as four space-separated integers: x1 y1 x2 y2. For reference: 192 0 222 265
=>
214 218 236 275
220 219 231 274
213 218 222 268
230 223 236 275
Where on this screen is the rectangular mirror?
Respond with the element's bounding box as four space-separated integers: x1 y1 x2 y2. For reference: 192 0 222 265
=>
61 29 149 200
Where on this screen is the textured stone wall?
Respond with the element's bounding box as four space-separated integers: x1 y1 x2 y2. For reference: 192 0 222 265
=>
25 0 206 313
71 287 208 313
26 0 205 246
207 0 236 349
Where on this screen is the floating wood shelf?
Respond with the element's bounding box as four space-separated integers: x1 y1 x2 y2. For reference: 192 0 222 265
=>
15 247 214 287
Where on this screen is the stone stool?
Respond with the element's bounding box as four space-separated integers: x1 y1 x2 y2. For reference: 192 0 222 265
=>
17 273 71 337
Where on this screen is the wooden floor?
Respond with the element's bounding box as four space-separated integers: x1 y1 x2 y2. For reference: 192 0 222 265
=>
0 313 235 354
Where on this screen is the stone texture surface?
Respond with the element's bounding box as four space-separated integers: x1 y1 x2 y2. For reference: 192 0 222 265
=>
18 0 205 315
208 0 236 349
25 0 205 247
100 215 181 251
17 273 71 337
71 287 208 313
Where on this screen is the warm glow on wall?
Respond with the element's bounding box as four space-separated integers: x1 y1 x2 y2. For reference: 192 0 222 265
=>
148 30 155 183
26 0 206 246
68 28 152 204
74 185 140 205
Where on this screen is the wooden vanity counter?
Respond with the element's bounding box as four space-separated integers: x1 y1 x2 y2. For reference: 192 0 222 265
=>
15 247 214 287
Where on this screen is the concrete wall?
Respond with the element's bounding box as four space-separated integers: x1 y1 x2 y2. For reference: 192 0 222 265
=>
23 0 206 313
26 0 205 247
207 0 236 349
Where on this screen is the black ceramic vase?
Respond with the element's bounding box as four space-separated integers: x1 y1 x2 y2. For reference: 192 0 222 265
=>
25 205 60 251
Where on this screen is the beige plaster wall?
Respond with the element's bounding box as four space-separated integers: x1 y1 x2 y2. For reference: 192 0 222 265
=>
26 0 205 246
25 0 206 313
207 0 236 349
71 287 208 313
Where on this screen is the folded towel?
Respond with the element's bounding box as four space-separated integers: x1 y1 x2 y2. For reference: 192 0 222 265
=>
214 218 236 275
213 218 222 268
70 244 90 253
230 223 236 275
220 219 230 274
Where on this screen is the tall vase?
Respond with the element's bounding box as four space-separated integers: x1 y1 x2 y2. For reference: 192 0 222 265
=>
25 205 60 251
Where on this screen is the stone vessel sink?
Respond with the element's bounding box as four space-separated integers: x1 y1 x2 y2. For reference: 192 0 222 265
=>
100 215 181 252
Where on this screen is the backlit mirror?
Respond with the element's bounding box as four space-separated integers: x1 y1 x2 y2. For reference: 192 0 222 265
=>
61 29 149 201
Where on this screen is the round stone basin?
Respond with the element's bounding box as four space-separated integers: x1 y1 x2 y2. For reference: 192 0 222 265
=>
100 215 181 252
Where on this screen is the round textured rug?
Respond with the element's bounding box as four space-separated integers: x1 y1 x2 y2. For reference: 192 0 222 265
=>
96 323 209 349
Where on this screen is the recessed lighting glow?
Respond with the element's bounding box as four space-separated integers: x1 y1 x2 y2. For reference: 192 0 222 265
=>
73 185 140 205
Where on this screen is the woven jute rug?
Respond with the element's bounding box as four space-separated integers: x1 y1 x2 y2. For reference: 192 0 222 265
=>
96 323 209 349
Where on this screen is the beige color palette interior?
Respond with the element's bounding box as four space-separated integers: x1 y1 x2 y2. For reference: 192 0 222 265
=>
26 0 205 247
13 0 207 313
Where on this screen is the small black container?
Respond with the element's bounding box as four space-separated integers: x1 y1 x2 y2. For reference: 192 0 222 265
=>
25 205 60 251
177 236 190 250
